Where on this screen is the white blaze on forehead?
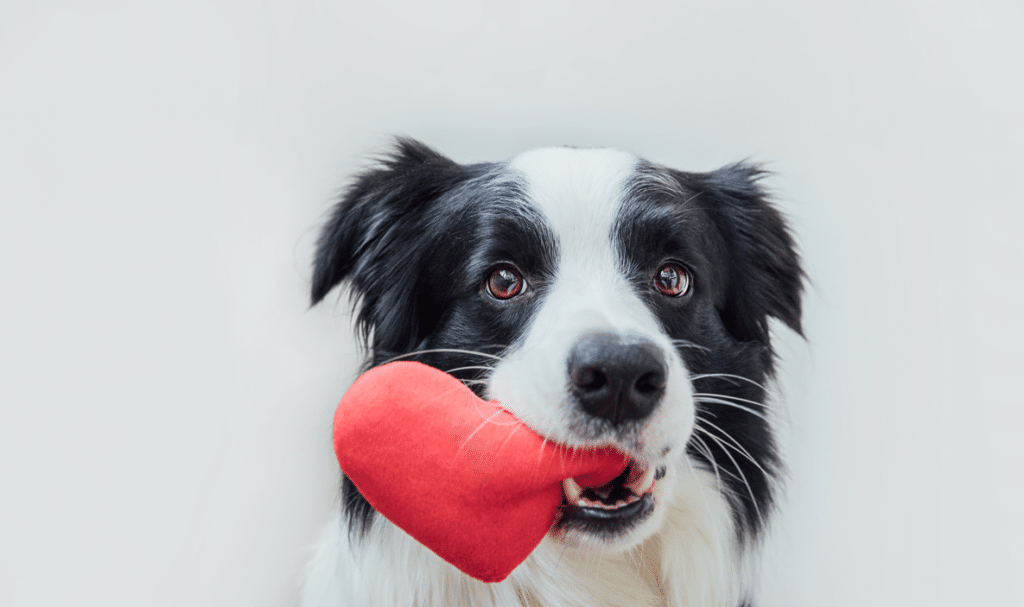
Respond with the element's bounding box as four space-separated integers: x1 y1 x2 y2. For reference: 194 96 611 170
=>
510 147 656 338
509 147 637 281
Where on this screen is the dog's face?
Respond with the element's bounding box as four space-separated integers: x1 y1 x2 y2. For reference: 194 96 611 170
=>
312 140 802 555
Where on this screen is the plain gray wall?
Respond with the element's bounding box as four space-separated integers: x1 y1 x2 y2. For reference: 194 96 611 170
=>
1 1 1022 605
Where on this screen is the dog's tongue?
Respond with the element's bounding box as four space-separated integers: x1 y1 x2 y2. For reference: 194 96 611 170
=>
333 361 629 583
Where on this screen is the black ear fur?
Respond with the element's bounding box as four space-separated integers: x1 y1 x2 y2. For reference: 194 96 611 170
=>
676 163 804 343
310 138 470 352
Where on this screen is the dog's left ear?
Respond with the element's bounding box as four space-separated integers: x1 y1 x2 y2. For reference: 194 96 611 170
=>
676 163 804 343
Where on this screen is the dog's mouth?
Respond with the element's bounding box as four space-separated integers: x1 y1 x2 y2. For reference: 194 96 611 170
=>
556 460 666 535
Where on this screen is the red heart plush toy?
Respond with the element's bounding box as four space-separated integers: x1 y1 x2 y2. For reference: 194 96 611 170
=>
333 361 629 583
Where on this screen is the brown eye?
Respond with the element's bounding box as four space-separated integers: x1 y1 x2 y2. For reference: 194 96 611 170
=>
654 263 691 297
487 265 525 299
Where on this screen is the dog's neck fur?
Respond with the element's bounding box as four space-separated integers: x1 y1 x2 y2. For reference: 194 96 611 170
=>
302 467 746 607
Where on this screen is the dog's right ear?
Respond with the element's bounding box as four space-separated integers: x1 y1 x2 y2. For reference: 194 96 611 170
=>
310 138 469 343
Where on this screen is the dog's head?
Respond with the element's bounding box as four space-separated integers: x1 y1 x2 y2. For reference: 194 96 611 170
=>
312 139 802 553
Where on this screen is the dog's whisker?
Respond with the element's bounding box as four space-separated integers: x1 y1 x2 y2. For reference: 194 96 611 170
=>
697 428 764 529
689 372 768 391
378 348 505 365
693 396 768 421
537 436 550 468
694 392 771 409
458 379 489 386
444 365 497 375
688 433 726 488
455 410 506 457
683 454 716 516
495 423 524 455
694 417 770 480
690 431 745 488
670 339 711 352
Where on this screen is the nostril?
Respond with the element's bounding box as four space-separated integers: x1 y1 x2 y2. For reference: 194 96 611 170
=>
634 370 666 394
571 366 606 392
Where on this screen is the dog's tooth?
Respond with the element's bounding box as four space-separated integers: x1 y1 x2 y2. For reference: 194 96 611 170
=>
563 478 583 503
626 465 657 495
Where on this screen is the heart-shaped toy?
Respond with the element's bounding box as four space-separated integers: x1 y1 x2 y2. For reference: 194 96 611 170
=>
333 361 629 583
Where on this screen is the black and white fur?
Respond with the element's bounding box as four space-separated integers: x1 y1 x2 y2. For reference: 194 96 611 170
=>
304 139 803 607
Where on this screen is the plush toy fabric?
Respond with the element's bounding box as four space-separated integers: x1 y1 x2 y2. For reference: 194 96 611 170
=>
333 361 629 583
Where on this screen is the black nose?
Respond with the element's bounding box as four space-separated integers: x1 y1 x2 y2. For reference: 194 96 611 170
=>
567 333 667 425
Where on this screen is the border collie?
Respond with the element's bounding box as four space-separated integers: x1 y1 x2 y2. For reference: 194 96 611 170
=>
304 139 803 607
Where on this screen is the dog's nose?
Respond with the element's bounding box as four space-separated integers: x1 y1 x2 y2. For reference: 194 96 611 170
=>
567 333 667 425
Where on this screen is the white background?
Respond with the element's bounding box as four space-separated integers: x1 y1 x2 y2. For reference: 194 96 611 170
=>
2 1 1022 606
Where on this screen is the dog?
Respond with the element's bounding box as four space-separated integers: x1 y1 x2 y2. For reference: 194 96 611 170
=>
303 138 803 607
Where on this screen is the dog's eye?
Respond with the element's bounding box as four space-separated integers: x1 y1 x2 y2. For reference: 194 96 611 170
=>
486 265 525 300
654 263 691 297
